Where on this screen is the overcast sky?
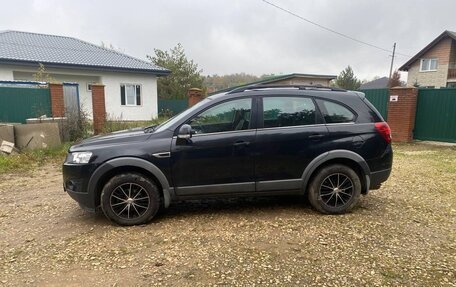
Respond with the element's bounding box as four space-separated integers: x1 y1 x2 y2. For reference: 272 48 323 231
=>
1 0 455 81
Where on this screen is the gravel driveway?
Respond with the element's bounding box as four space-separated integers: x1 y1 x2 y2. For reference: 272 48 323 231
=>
0 143 455 286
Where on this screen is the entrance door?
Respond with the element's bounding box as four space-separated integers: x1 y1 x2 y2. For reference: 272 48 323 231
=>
63 83 80 115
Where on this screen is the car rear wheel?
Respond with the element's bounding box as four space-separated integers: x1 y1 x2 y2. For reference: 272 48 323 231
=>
101 173 160 226
308 164 361 214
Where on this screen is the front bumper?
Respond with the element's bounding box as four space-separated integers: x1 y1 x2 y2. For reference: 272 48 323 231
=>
62 163 98 211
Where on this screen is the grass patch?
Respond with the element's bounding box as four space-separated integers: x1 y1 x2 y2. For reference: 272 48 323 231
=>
393 143 456 174
0 143 71 173
0 117 171 173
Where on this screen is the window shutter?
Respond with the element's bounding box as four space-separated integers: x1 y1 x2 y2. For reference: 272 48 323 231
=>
120 85 125 105
136 85 141 106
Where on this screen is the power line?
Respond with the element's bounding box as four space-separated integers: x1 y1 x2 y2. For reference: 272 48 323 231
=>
261 0 412 58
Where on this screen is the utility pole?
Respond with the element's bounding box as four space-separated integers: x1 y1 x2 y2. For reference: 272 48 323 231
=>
388 42 396 87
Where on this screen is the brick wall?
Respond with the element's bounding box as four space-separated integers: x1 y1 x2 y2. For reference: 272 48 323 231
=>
406 38 453 87
91 84 106 135
188 88 203 107
49 83 65 117
387 87 418 142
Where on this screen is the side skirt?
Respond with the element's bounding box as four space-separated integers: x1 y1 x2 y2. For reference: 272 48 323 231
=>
171 179 303 200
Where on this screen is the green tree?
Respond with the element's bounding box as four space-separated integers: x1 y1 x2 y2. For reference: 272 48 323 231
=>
335 66 361 90
203 73 262 93
389 70 403 88
148 43 203 99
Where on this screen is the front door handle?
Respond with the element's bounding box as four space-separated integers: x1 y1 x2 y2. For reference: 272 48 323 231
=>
233 141 250 147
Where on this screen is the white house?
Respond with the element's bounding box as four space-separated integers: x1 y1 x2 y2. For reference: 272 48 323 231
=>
0 30 170 120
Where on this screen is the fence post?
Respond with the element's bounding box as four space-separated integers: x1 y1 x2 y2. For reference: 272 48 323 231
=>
387 87 418 142
187 88 203 107
49 83 65 117
91 84 106 135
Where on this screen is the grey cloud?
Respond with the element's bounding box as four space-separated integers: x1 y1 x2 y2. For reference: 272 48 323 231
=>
1 0 455 81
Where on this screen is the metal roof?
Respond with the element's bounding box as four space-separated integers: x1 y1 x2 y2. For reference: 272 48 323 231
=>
359 77 390 90
0 30 170 75
399 30 456 71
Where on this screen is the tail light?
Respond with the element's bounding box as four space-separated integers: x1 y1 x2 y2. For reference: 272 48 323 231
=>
375 122 392 143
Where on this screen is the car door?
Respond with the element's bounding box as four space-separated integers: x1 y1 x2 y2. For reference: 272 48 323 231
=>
171 97 257 196
254 95 329 191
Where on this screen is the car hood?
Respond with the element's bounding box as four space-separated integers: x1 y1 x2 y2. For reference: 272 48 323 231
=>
70 127 150 150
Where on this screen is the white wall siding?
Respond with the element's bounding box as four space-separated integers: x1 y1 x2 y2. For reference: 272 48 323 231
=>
0 66 14 80
102 72 158 121
0 64 158 120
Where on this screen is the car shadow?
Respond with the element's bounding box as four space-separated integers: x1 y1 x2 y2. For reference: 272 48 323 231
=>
155 195 314 221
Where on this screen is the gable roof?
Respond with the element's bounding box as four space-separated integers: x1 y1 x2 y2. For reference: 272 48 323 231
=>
359 76 389 90
0 30 170 75
210 73 337 95
399 30 456 71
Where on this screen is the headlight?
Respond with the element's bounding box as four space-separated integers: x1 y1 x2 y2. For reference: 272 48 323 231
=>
67 152 93 164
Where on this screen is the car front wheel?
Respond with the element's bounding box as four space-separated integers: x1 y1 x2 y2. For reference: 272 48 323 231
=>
308 164 361 214
101 173 160 226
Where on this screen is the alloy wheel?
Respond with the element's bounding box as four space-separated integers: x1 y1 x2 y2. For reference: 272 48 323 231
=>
110 183 150 220
319 173 354 208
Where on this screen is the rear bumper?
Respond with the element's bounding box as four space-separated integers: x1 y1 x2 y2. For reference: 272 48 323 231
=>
369 168 391 190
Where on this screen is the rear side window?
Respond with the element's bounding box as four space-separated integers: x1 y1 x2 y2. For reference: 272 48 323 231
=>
318 99 355 123
263 97 316 128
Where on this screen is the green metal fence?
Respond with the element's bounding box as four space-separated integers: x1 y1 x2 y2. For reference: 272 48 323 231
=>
359 89 389 120
414 88 456 143
0 85 51 123
158 99 188 116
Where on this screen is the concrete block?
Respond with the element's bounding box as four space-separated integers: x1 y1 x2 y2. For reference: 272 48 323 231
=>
0 125 15 143
14 123 61 150
0 140 14 154
26 117 68 141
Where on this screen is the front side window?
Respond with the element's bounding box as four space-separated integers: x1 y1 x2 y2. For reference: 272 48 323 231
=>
318 99 355 123
263 97 316 128
188 98 252 134
420 58 438 71
121 84 141 106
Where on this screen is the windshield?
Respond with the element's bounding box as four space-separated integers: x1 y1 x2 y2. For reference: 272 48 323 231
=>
153 98 212 133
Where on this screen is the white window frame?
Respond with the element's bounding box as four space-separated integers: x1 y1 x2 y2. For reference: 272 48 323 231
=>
87 83 94 92
121 83 142 106
420 58 438 72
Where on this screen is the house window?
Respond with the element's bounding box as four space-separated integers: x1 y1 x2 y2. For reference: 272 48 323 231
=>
87 83 93 91
420 59 438 71
120 84 141 106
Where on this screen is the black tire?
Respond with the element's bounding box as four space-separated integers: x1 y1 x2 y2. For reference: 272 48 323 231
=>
101 173 160 226
308 164 361 214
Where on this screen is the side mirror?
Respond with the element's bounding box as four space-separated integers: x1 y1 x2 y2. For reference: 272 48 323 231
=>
178 124 192 139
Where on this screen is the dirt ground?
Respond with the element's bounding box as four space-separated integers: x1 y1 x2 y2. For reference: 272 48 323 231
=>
0 143 455 286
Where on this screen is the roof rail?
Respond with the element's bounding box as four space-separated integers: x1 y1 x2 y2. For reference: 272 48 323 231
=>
226 84 346 94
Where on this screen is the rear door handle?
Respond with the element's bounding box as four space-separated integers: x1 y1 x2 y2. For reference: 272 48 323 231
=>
308 134 325 140
233 141 250 147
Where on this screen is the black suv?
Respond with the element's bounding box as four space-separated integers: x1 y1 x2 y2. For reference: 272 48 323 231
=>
63 85 392 225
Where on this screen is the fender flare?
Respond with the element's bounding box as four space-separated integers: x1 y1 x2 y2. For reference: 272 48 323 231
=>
87 157 171 208
301 150 371 193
